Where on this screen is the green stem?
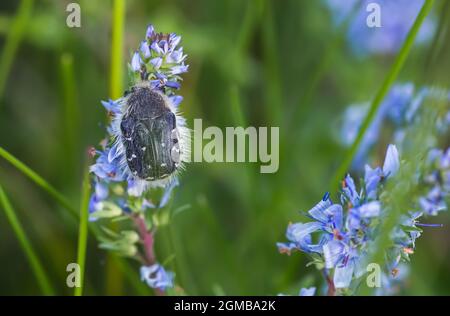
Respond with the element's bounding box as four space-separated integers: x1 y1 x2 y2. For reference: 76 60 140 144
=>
106 0 126 295
0 146 77 216
329 0 435 190
0 183 55 295
74 167 90 296
110 0 125 99
0 0 34 102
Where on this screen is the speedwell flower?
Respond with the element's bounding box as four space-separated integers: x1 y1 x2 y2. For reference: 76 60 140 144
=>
278 144 400 291
140 264 175 291
89 24 190 293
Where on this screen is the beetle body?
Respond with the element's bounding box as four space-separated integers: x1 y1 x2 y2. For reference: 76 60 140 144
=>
120 86 181 181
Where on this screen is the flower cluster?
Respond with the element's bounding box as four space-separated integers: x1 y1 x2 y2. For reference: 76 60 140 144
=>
130 25 188 105
340 83 450 167
419 148 450 216
277 144 447 295
324 0 435 57
89 24 189 293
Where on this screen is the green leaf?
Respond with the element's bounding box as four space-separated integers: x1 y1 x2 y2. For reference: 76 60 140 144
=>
400 225 423 233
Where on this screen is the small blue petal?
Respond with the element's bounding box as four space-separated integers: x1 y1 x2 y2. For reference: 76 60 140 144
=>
131 52 142 72
146 24 155 38
334 261 354 289
101 99 121 114
140 264 174 290
323 240 345 269
166 81 181 89
307 196 332 222
169 95 183 107
150 57 163 69
140 41 151 58
159 178 179 208
358 201 381 218
383 144 400 177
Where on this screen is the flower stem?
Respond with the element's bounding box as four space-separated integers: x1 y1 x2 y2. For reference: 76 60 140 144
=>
0 0 34 102
133 215 155 264
133 214 165 296
105 0 126 295
74 166 91 296
329 0 435 190
0 183 55 295
323 270 336 296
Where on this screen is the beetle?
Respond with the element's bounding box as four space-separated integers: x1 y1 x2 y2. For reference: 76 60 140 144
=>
120 84 181 181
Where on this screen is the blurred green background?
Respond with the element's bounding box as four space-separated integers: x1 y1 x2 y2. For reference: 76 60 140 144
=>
0 0 449 295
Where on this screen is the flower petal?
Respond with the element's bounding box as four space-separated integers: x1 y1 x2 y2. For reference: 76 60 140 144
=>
383 144 400 177
334 262 354 289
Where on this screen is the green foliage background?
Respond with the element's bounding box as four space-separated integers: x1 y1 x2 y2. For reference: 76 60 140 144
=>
0 0 449 295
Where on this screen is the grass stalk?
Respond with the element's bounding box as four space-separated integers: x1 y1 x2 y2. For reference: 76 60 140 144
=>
110 0 126 100
106 0 126 295
0 183 55 295
0 146 146 294
74 167 90 296
0 146 77 216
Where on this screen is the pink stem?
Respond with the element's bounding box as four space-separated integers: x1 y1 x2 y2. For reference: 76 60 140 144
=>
133 215 165 296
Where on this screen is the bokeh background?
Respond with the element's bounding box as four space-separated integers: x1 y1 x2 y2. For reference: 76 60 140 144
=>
0 0 449 295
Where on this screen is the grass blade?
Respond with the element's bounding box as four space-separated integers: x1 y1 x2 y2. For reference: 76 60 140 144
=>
60 53 80 178
329 0 435 190
0 146 77 216
105 0 126 295
110 0 125 99
0 183 55 295
0 0 34 102
74 167 90 296
0 146 148 294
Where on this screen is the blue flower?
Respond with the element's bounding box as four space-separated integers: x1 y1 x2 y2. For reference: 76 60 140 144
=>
364 164 382 200
131 51 142 72
88 180 109 221
101 99 122 114
346 201 381 232
277 222 324 255
419 186 446 216
323 241 362 289
90 149 125 182
131 25 188 95
339 84 413 167
418 147 450 215
382 144 400 177
140 264 174 290
278 145 404 291
341 174 361 206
